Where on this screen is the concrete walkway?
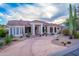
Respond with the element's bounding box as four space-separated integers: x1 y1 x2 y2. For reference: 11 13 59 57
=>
0 36 66 56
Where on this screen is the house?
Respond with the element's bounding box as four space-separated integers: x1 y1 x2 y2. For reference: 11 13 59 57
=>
7 20 61 37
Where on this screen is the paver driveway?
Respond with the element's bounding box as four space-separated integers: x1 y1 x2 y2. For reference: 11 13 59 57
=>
0 36 66 56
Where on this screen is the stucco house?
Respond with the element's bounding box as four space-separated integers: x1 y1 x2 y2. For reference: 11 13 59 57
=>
7 20 61 37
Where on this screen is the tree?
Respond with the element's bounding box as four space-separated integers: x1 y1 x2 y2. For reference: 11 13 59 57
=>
0 28 7 37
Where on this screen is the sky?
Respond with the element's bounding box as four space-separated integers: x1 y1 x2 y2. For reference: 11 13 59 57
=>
0 3 72 24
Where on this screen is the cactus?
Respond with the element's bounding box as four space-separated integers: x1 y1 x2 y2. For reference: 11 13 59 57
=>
68 4 77 39
73 5 77 36
69 4 74 39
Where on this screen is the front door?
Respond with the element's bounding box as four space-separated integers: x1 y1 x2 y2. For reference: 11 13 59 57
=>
25 27 31 34
35 25 40 35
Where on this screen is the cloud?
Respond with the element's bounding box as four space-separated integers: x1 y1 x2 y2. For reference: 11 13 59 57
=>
37 3 58 18
0 4 41 21
52 16 68 24
3 3 59 21
0 3 69 24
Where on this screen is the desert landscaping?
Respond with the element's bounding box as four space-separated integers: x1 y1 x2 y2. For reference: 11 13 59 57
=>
0 35 79 56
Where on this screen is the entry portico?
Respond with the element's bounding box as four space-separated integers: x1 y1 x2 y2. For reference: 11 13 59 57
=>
30 22 43 35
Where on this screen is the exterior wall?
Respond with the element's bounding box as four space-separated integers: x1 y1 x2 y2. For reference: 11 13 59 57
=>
8 26 25 37
47 26 61 35
8 22 61 37
30 22 43 35
53 26 61 34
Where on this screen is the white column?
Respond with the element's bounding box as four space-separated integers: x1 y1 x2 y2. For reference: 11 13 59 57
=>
47 26 50 34
20 27 22 35
23 26 25 35
15 27 16 36
31 24 35 35
40 24 43 35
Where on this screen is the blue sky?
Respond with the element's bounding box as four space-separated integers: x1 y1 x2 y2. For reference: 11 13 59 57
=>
0 3 72 24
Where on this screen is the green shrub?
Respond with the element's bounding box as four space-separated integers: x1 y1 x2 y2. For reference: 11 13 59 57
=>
62 29 69 36
74 31 79 39
0 28 7 37
0 42 4 48
4 35 12 45
10 34 13 38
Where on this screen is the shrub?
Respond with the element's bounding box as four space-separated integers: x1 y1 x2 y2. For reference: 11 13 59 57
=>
62 29 69 36
0 28 7 37
56 39 59 40
0 42 4 48
67 41 71 44
4 35 12 45
61 42 66 46
61 42 65 44
26 35 30 37
10 34 13 38
74 31 79 39
26 33 31 37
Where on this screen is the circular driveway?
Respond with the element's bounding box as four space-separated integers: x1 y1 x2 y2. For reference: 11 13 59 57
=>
0 36 66 56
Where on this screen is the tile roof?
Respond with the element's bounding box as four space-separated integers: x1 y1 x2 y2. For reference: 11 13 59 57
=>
7 20 59 26
7 20 31 26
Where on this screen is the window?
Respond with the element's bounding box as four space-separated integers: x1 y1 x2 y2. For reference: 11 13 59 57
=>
54 27 56 33
22 27 23 34
12 27 15 35
14 27 15 35
10 27 12 35
16 27 19 35
20 27 22 34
